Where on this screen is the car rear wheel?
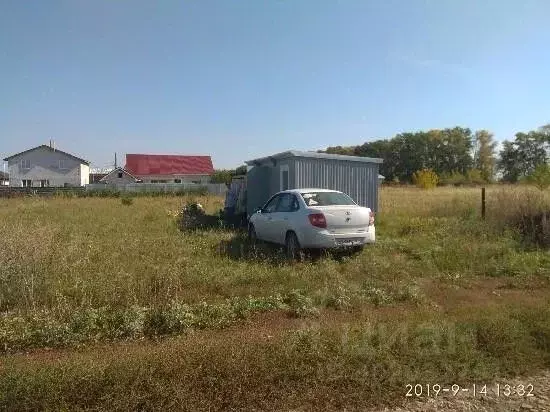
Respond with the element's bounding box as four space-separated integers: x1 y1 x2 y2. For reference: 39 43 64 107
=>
285 232 303 261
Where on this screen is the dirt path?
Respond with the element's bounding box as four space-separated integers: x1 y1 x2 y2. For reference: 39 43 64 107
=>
378 370 550 412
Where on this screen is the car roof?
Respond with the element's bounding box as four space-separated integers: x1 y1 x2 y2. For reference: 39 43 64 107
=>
279 188 342 194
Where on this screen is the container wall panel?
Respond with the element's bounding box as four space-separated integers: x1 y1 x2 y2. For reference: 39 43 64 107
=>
292 157 379 211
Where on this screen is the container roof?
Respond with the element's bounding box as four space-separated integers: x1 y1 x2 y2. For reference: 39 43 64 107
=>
245 150 383 166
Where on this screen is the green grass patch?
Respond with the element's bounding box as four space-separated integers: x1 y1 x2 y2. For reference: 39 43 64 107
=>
0 187 549 409
1 305 548 411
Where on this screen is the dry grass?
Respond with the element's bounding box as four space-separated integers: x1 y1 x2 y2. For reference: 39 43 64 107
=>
0 186 550 410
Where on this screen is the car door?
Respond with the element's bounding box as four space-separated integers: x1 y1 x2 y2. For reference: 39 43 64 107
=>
270 193 300 244
254 194 280 242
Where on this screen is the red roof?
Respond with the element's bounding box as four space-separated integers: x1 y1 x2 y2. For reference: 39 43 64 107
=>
125 154 214 176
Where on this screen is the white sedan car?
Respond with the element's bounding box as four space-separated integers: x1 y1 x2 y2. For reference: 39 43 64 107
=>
248 188 375 259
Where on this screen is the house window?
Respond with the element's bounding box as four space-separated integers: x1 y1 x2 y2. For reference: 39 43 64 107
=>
118 172 123 178
59 160 68 170
151 180 158 183
21 159 31 169
22 179 32 187
40 180 49 187
174 179 182 183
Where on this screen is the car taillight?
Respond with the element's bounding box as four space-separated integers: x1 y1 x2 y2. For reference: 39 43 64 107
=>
369 211 375 226
308 213 327 228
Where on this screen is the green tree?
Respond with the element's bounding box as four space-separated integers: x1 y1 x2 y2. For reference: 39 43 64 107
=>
352 127 473 182
235 165 247 175
354 139 399 180
438 127 474 175
473 130 497 181
498 128 549 182
526 163 550 191
498 141 522 182
323 145 356 155
210 170 233 185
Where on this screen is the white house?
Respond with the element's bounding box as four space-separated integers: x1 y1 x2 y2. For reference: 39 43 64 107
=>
3 143 90 187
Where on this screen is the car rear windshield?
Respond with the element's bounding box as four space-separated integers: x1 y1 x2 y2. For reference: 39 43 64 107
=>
300 191 357 206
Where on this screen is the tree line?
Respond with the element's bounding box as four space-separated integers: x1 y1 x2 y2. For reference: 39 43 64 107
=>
210 124 550 185
321 125 550 184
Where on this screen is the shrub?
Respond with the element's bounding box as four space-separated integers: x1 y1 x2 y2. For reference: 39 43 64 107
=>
488 188 550 248
526 163 550 191
412 169 439 189
282 290 318 317
121 196 133 206
439 171 466 186
177 201 222 230
384 176 401 186
465 169 486 185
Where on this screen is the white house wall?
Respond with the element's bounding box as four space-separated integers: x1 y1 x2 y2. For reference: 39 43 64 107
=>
6 146 88 187
80 164 90 186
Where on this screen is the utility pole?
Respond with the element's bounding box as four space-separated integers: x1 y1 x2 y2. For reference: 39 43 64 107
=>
114 153 117 168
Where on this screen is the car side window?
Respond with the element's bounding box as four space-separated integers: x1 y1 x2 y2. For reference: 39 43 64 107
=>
262 195 280 213
276 194 300 212
291 195 300 211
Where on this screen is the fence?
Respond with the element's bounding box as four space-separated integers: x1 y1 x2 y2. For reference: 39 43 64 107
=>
0 187 85 198
85 183 227 195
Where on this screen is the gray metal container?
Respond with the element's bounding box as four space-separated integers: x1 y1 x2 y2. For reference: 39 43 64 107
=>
245 150 382 215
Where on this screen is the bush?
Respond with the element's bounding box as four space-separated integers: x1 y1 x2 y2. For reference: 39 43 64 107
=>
465 169 486 185
439 171 466 186
121 196 133 206
526 163 550 191
412 169 439 189
177 201 222 230
382 176 401 186
488 188 550 248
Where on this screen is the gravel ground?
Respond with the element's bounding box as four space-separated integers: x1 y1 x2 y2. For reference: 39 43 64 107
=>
378 370 550 412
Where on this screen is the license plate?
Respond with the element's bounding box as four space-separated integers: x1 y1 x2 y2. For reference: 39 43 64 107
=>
336 238 363 247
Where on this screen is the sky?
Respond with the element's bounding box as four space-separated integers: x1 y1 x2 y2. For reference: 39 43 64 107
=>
1 0 550 170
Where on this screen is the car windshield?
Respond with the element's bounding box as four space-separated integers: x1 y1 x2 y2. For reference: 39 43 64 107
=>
300 191 356 206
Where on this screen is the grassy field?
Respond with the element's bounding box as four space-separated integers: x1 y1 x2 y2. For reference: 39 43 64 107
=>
1 186 549 410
